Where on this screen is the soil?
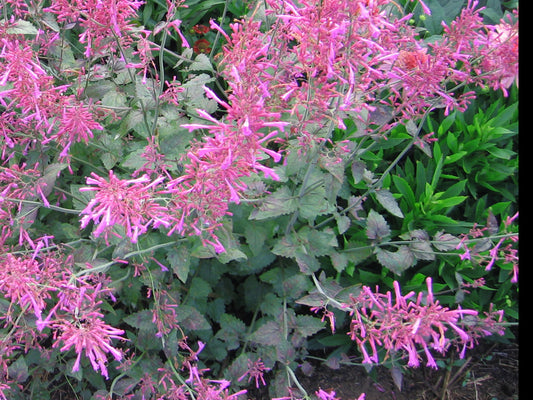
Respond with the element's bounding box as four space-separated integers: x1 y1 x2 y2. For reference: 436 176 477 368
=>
247 337 519 400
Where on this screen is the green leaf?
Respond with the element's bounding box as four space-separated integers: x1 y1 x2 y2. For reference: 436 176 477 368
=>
441 180 467 199
342 241 373 266
244 223 268 255
295 254 321 274
188 53 214 72
176 305 211 331
249 320 283 346
189 277 211 299
249 186 298 220
121 148 148 171
217 247 248 264
102 88 128 109
330 250 349 273
135 76 158 109
375 246 415 275
8 356 29 383
350 160 366 184
182 73 217 112
84 80 117 101
403 229 435 261
272 234 304 258
167 246 192 283
123 310 156 331
306 228 338 256
4 19 39 35
392 175 415 208
298 183 335 221
335 214 351 234
366 210 391 241
215 314 246 350
431 195 468 211
420 0 465 34
294 315 325 338
374 189 404 218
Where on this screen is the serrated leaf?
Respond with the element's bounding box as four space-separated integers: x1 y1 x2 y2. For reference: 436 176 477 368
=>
249 320 283 346
409 239 435 261
216 314 246 350
102 87 128 109
403 229 435 261
330 250 349 273
295 254 321 274
335 214 351 234
189 277 211 299
123 310 156 331
244 224 268 255
366 210 391 241
84 80 117 100
306 228 338 256
259 292 283 317
391 365 403 391
295 315 325 338
121 148 147 170
135 76 157 108
176 305 211 331
350 161 366 184
282 273 312 298
188 53 214 72
375 246 415 275
217 247 248 264
182 73 216 111
5 19 39 35
433 231 460 251
375 189 404 218
298 184 334 221
271 234 303 258
249 186 298 220
167 246 191 283
8 356 29 383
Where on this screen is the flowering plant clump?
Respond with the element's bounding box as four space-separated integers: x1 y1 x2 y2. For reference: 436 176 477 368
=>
0 0 518 399
344 278 505 368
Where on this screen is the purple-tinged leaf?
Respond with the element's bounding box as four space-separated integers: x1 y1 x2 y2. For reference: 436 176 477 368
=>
375 189 404 218
366 210 391 241
375 246 415 275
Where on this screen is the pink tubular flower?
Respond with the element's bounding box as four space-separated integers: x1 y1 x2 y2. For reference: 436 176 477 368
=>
52 313 125 379
0 252 63 322
43 0 144 58
238 358 270 388
48 99 104 160
79 170 169 243
311 305 336 333
474 11 518 96
343 278 504 368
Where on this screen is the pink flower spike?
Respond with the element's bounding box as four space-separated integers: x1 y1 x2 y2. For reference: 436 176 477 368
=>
416 0 432 15
203 85 230 109
316 389 339 400
238 358 270 388
426 277 434 303
209 19 230 42
168 19 190 47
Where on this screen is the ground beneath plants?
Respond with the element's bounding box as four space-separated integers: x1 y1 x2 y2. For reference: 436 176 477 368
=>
247 338 519 400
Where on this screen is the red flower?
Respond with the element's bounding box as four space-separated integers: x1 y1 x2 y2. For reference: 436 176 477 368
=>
193 39 211 54
193 24 210 34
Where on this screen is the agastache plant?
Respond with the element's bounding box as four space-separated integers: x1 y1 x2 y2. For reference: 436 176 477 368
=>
65 0 518 251
0 0 518 398
343 277 504 369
